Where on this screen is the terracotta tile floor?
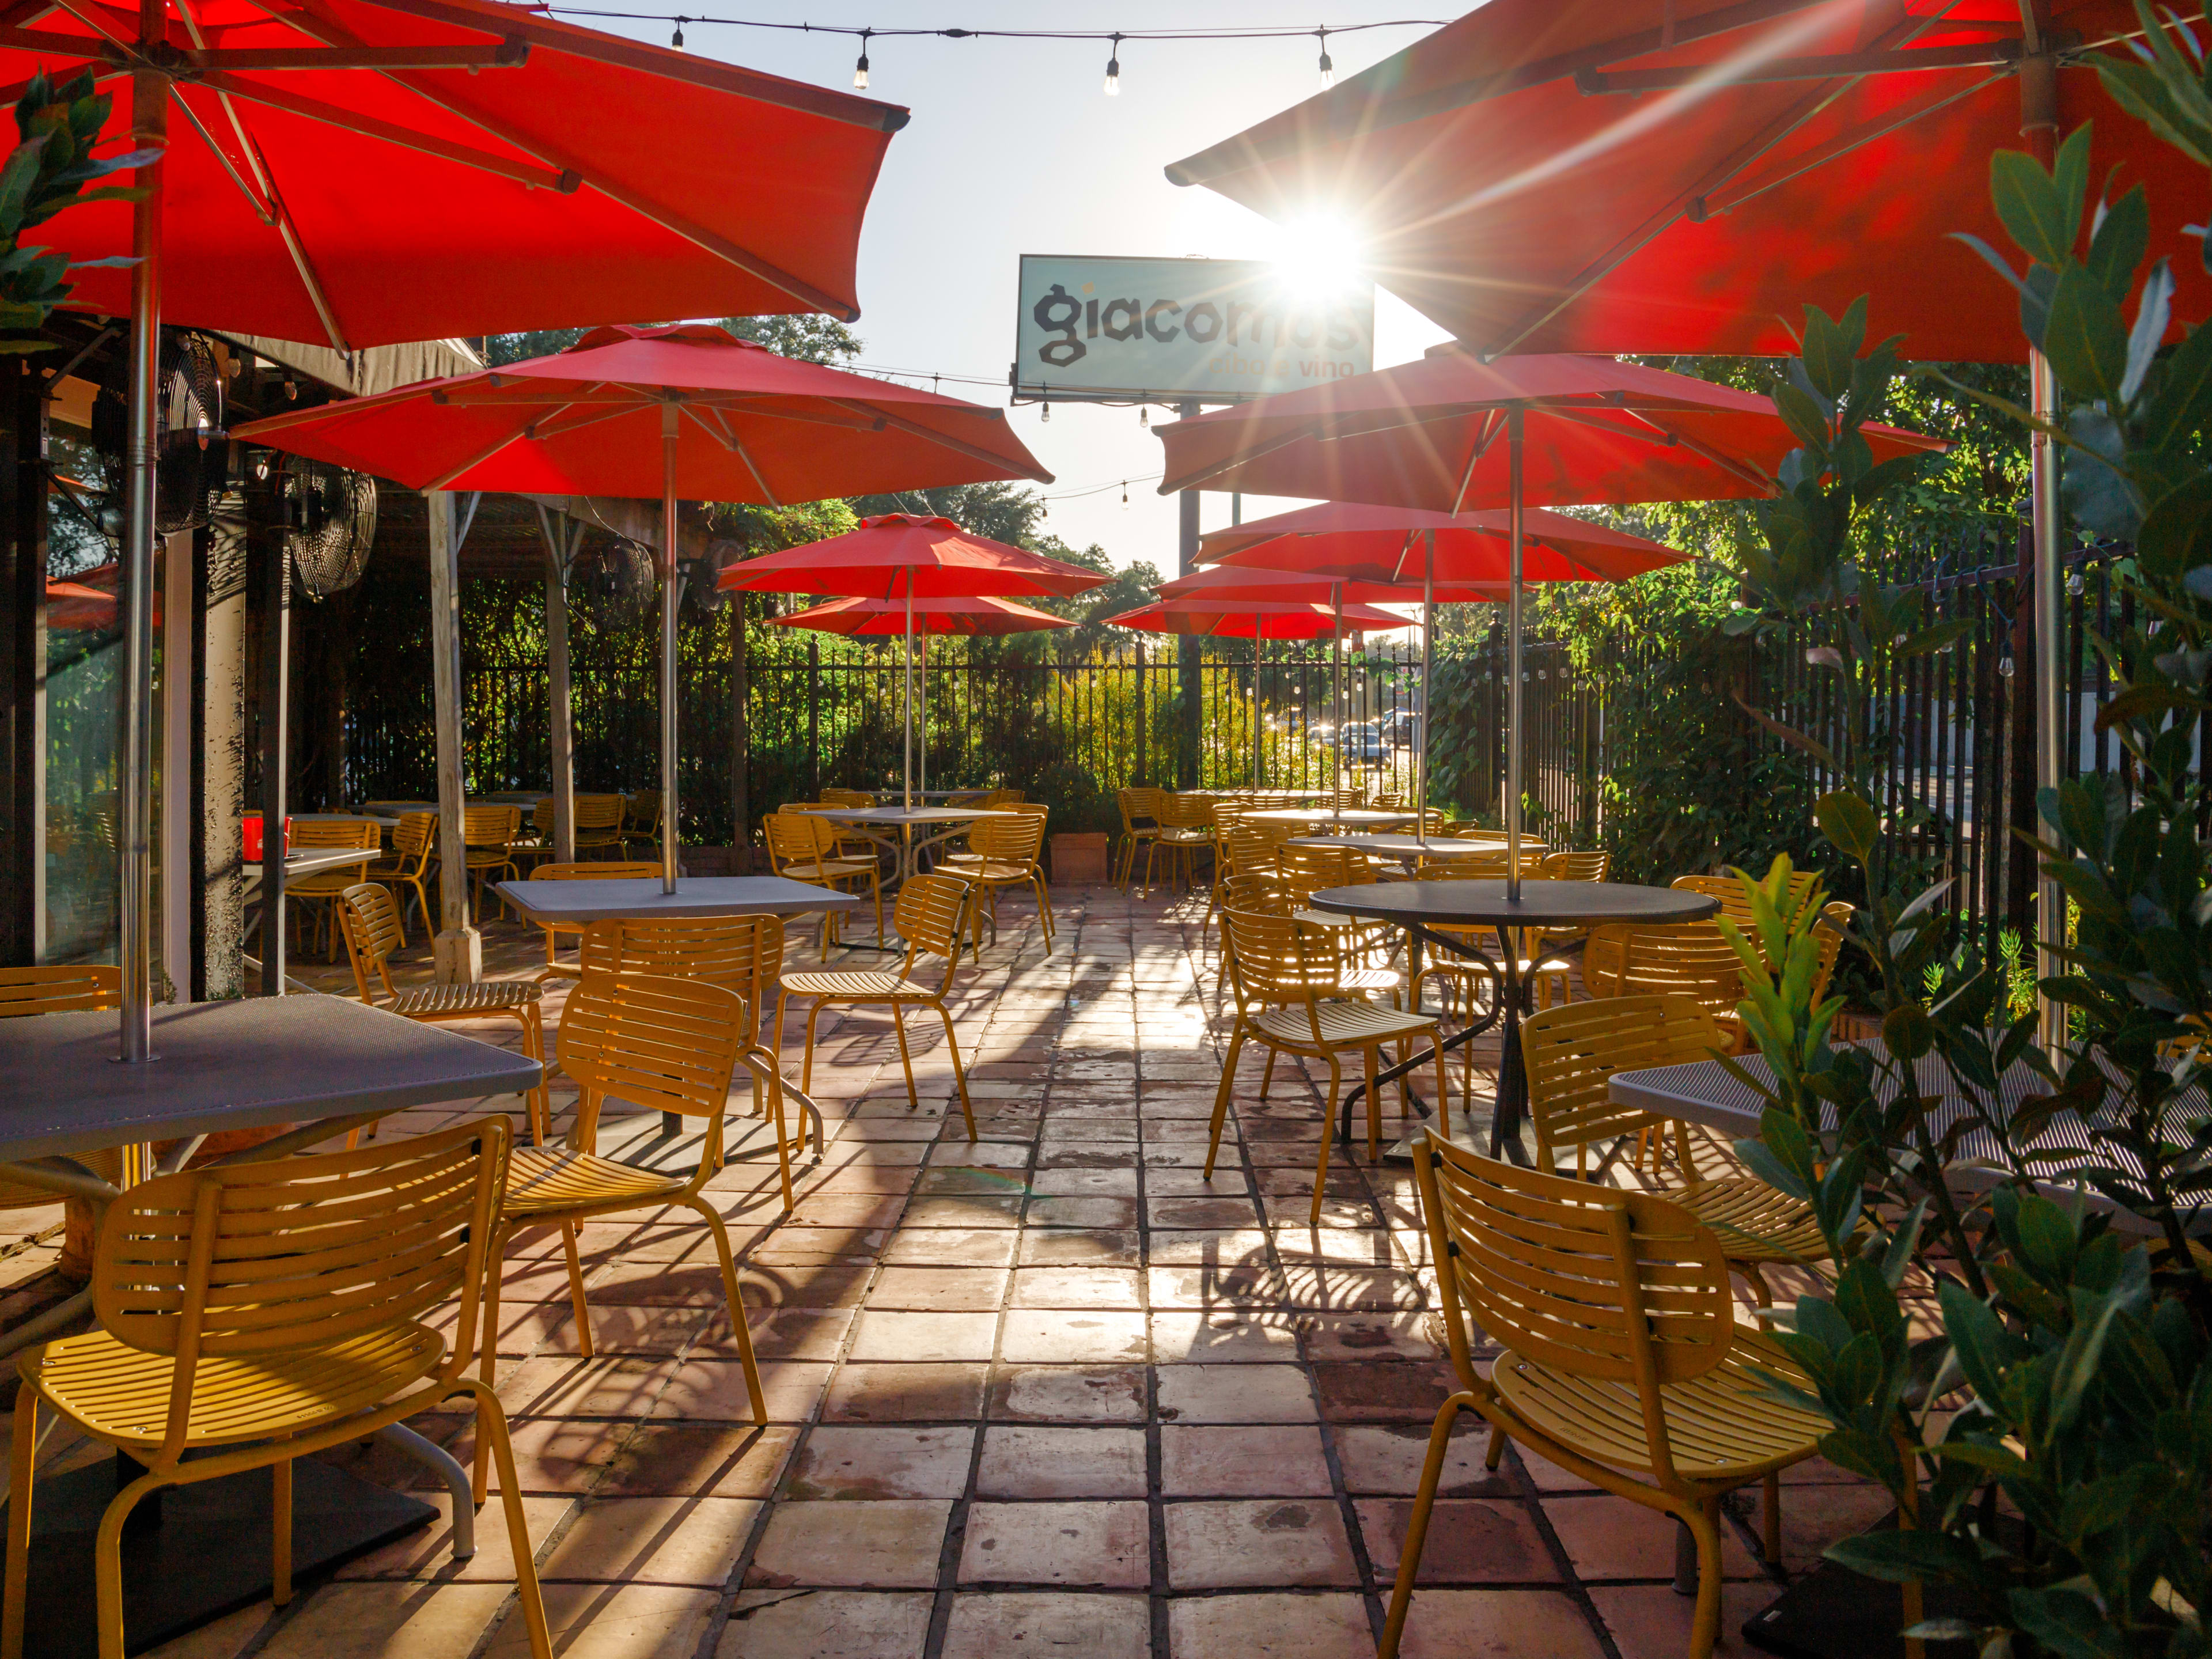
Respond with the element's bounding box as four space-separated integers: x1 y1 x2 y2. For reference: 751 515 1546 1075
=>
0 881 1889 1658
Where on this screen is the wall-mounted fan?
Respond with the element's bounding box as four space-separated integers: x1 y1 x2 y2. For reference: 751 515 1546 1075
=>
284 458 378 599
688 537 745 615
575 536 657 625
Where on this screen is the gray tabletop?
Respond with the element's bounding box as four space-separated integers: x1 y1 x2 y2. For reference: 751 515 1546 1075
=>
494 876 862 925
794 806 1016 827
241 847 381 889
1287 834 1548 861
0 998 543 1164
363 801 439 813
1309 880 1719 929
1246 808 1418 829
291 811 402 829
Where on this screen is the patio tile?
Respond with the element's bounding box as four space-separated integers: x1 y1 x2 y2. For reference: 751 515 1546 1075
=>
741 1262 874 1309
941 1593 1150 1659
1355 1498 1559 1583
1025 1196 1141 1229
1165 1593 1376 1658
718 1589 934 1658
1150 1312 1301 1363
998 1310 1148 1365
1332 1426 1514 1498
496 1355 668 1419
537 1496 763 1586
976 1426 1147 1498
787 1426 978 1499
1008 1267 1145 1309
882 1229 1018 1267
1541 1495 1759 1580
1147 1263 1286 1308
1029 1168 1139 1196
595 1424 798 1498
1394 1589 1608 1658
138 1604 272 1659
848 1309 1000 1362
1162 1499 1359 1589
747 1499 953 1589
1301 1315 1446 1364
1017 1229 1140 1266
865 1267 1010 1309
824 1362 989 1422
481 1583 721 1659
651 1359 830 1422
957 1500 1150 1586
251 1582 513 1659
1147 1197 1263 1229
1154 1364 1316 1424
446 1414 627 1494
1310 1361 1458 1422
902 1196 1024 1229
736 1307 856 1361
1160 1425 1334 1497
338 1493 574 1582
988 1365 1149 1423
1145 1229 1272 1266
1588 1583 1787 1659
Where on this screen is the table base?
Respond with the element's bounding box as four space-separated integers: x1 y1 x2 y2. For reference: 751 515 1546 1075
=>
5 1457 434 1659
1745 1541 1976 1659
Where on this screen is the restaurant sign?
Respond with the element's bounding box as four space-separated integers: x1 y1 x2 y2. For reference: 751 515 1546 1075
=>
1013 255 1374 405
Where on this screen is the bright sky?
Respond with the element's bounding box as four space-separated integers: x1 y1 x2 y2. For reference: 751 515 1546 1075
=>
550 1 1458 569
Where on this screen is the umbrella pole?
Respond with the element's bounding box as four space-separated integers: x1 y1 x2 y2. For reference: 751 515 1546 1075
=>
117 55 167 1062
2031 349 2066 1050
903 585 914 810
1252 616 1262 790
918 633 927 797
1506 410 1525 904
659 403 679 895
1331 582 1344 799
1419 530 1435 845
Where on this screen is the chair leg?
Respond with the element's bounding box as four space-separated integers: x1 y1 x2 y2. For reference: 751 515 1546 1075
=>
890 1003 918 1107
559 1222 594 1359
454 1380 554 1659
520 1003 550 1146
475 1228 511 1503
93 1468 165 1659
759 1060 796 1214
1684 1498 1727 1659
1762 1471 1782 1563
1483 1424 1509 1470
801 1002 824 1093
1364 1045 1382 1164
692 1200 768 1426
1312 1054 1342 1228
272 1457 293 1604
935 1005 978 1141
3 1393 35 1659
1259 1048 1277 1101
1379 1392 1476 1659
1202 1027 1246 1180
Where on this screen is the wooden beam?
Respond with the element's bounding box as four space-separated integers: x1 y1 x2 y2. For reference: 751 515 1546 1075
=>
195 70 577 191
425 489 480 983
535 503 575 864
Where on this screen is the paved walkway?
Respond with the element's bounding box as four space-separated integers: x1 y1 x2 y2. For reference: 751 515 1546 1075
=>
0 884 1890 1659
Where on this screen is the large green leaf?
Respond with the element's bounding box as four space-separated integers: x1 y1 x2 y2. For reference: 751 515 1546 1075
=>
1815 790 1879 865
1826 1527 1986 1585
2042 262 2132 403
1991 145 2078 266
2086 182 2150 304
2133 316 2212 451
2134 470 2212 581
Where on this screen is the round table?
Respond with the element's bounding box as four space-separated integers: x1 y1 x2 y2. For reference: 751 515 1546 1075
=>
1306 880 1721 1159
791 804 1017 892
1244 807 1418 831
1286 833 1549 866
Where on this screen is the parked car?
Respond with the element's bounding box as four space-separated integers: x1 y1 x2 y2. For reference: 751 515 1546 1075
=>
1337 721 1387 766
1381 709 1419 749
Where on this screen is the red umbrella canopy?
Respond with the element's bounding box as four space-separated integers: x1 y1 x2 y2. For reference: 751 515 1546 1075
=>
1157 563 1504 607
1155 348 1944 510
7 0 906 347
1197 500 1682 585
721 514 1108 601
232 325 1051 501
1162 0 2186 362
1105 598 1412 640
770 594 1073 638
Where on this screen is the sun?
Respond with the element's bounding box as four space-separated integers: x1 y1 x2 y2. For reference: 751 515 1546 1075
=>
1264 212 1368 302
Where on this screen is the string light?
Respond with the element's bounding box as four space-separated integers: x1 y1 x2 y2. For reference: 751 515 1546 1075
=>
1138 407 1149 429
1103 32 1121 95
1040 396 1050 423
1120 480 1129 507
671 14 684 45
853 27 870 86
1316 26 1333 86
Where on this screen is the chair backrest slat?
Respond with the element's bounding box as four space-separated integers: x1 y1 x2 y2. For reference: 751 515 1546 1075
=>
0 964 120 1015
338 882 407 1002
1520 994 1722 1172
579 915 782 1047
891 872 971 970
536 861 661 882
1221 906 1337 1004
557 972 748 1122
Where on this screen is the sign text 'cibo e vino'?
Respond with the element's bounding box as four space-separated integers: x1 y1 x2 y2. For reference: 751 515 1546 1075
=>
1013 255 1374 405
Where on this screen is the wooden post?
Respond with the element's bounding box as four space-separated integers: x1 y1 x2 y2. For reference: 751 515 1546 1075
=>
1175 400 1200 790
536 505 575 862
0 359 46 965
730 597 749 872
428 489 480 983
807 636 820 797
194 502 246 1001
1135 639 1147 787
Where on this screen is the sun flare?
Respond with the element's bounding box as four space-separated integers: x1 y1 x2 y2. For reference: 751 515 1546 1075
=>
1265 212 1368 302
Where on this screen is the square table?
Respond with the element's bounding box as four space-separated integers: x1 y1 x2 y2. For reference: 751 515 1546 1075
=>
790 804 1016 889
0 997 542 1659
1244 807 1419 831
491 875 862 926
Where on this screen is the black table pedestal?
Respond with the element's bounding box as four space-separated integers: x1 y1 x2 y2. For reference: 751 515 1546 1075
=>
4 1459 434 1659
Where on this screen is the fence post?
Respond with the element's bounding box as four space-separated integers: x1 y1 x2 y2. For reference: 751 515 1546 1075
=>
807 636 820 798
1136 639 1147 786
730 604 749 872
1176 399 1201 789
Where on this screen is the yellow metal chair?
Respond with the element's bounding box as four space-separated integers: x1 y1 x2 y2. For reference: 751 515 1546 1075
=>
528 861 662 980
622 790 664 860
1156 792 1216 893
1382 1137 1824 1659
3 1122 553 1659
480 972 771 1498
819 787 876 808
764 810 884 948
366 810 437 941
281 818 381 961
577 915 802 1211
0 963 118 1016
0 968 124 1323
1205 906 1444 1213
461 804 523 922
1114 786 1168 895
1519 994 1838 1302
338 883 550 1142
946 805 1053 953
572 792 628 858
776 872 979 1140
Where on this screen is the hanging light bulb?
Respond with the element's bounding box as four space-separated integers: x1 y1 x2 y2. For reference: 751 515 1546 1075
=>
1121 481 1129 507
1316 27 1334 88
1041 396 1051 423
1138 406 1149 429
853 29 871 89
670 15 684 47
1103 33 1122 96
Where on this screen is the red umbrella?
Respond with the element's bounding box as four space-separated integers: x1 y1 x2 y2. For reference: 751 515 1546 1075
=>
769 594 1073 638
721 515 1107 806
1105 598 1412 639
237 332 1052 890
1155 349 1942 893
17 0 906 1053
1198 501 1680 584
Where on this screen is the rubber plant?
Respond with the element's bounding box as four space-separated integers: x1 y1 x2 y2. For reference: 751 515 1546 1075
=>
0 67 151 350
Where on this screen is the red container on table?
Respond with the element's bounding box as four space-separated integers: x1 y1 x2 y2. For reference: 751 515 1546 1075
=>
241 815 290 862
